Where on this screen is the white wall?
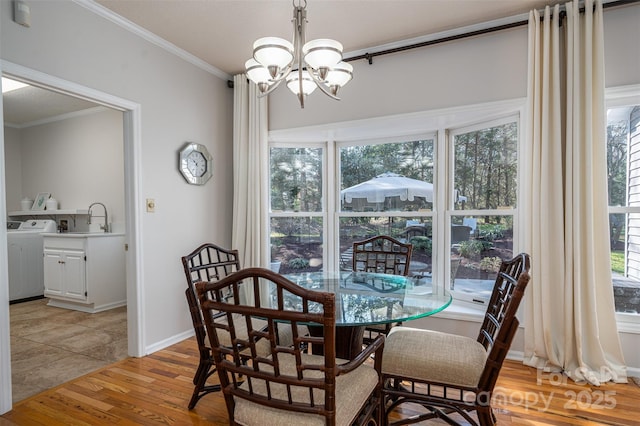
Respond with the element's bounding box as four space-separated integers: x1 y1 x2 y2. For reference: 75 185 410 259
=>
0 0 234 412
269 25 530 129
268 2 640 372
269 3 640 129
3 127 21 211
5 108 125 227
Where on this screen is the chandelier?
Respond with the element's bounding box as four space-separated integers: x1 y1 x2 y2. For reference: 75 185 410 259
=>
245 0 353 108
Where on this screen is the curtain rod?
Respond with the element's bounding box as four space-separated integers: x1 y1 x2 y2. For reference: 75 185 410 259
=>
345 0 639 65
228 0 636 87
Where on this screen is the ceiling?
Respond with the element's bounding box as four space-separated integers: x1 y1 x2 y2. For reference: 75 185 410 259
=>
4 0 566 126
3 85 100 127
94 0 565 76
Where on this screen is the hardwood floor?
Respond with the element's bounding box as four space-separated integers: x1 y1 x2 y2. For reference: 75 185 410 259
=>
2 336 639 425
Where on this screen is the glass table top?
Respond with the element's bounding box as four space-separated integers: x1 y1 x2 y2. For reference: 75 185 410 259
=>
279 271 452 326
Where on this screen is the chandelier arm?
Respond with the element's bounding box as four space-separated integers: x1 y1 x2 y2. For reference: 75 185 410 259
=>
305 65 341 100
268 65 294 84
294 4 306 108
256 78 284 97
298 67 304 108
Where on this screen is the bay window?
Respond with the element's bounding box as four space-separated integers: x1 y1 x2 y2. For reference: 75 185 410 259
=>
269 101 523 306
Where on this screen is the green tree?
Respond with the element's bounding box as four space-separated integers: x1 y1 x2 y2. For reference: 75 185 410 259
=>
607 121 628 207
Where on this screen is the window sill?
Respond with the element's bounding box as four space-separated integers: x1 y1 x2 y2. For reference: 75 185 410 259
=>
616 312 640 334
432 298 486 322
433 299 640 334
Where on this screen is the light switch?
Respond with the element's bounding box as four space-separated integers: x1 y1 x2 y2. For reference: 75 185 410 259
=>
146 198 155 212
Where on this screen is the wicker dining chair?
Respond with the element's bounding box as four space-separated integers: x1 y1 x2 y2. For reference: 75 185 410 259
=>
381 253 531 426
196 267 385 426
352 235 413 345
181 243 246 409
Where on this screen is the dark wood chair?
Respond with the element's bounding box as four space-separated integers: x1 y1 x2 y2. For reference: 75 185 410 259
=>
195 267 385 425
381 253 531 426
181 243 244 409
352 235 413 276
352 235 413 344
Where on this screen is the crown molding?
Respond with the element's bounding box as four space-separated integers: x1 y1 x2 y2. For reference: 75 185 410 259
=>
73 0 231 81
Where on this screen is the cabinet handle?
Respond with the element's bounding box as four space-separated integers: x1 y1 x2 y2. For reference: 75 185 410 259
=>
58 260 66 264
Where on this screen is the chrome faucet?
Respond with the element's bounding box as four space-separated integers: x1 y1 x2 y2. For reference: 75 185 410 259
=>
88 202 109 232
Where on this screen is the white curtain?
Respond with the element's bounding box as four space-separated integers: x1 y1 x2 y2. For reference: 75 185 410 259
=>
523 0 627 385
232 74 269 269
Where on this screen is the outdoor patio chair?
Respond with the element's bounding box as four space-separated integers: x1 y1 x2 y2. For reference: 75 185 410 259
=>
463 217 478 237
402 225 430 241
381 253 531 426
451 224 473 244
352 235 413 345
195 267 385 425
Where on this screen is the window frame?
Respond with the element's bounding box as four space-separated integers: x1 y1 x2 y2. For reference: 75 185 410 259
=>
268 98 527 309
269 142 329 270
606 84 640 327
441 115 520 304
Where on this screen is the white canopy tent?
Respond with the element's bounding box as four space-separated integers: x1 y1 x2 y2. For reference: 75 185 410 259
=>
341 172 465 206
341 172 433 203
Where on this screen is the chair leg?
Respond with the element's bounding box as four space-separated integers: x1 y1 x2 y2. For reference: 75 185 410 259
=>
191 359 208 385
188 360 220 409
476 406 496 426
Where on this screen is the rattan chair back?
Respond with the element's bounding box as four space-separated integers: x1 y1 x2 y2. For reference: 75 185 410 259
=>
196 267 384 425
181 243 241 409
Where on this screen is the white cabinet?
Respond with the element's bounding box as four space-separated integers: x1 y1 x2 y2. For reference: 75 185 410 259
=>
43 234 125 313
43 247 86 300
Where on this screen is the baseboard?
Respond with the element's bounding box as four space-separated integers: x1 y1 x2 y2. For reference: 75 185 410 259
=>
144 329 194 355
507 350 640 380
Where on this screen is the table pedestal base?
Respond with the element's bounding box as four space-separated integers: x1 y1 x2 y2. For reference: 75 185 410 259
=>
307 325 365 360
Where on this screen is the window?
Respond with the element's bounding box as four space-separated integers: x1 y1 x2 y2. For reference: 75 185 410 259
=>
269 146 324 273
269 100 523 306
338 137 435 274
448 118 518 304
607 103 640 316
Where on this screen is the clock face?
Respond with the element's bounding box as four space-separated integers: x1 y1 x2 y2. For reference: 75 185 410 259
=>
179 142 213 185
186 151 207 177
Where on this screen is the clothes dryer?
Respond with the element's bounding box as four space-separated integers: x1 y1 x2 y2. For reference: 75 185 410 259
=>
7 219 57 302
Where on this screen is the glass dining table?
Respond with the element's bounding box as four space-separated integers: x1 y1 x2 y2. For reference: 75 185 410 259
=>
280 271 452 360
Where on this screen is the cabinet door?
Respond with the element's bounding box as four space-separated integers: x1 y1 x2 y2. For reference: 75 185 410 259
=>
63 250 86 300
43 250 64 297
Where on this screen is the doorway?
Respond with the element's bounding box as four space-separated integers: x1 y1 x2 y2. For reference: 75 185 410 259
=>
0 63 142 409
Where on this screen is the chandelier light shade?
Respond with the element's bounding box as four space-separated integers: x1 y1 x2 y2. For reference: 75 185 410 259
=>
245 0 353 108
286 70 317 96
302 39 343 72
325 61 353 95
253 37 294 77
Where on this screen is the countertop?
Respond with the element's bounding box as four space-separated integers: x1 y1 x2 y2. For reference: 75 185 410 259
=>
42 232 125 238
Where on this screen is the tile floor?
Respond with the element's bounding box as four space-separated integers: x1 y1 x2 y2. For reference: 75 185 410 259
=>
9 298 128 403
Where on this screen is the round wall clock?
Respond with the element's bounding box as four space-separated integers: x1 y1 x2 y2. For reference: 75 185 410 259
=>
179 142 213 185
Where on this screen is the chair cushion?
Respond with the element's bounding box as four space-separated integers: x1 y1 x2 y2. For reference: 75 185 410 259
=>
381 327 487 388
234 353 379 426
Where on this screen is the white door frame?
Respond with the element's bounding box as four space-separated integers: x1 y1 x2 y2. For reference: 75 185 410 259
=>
0 60 144 413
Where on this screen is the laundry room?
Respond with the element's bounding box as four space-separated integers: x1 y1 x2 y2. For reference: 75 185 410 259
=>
3 77 126 307
3 78 131 401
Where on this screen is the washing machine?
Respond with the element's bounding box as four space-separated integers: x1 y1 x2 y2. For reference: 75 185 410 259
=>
7 219 57 303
